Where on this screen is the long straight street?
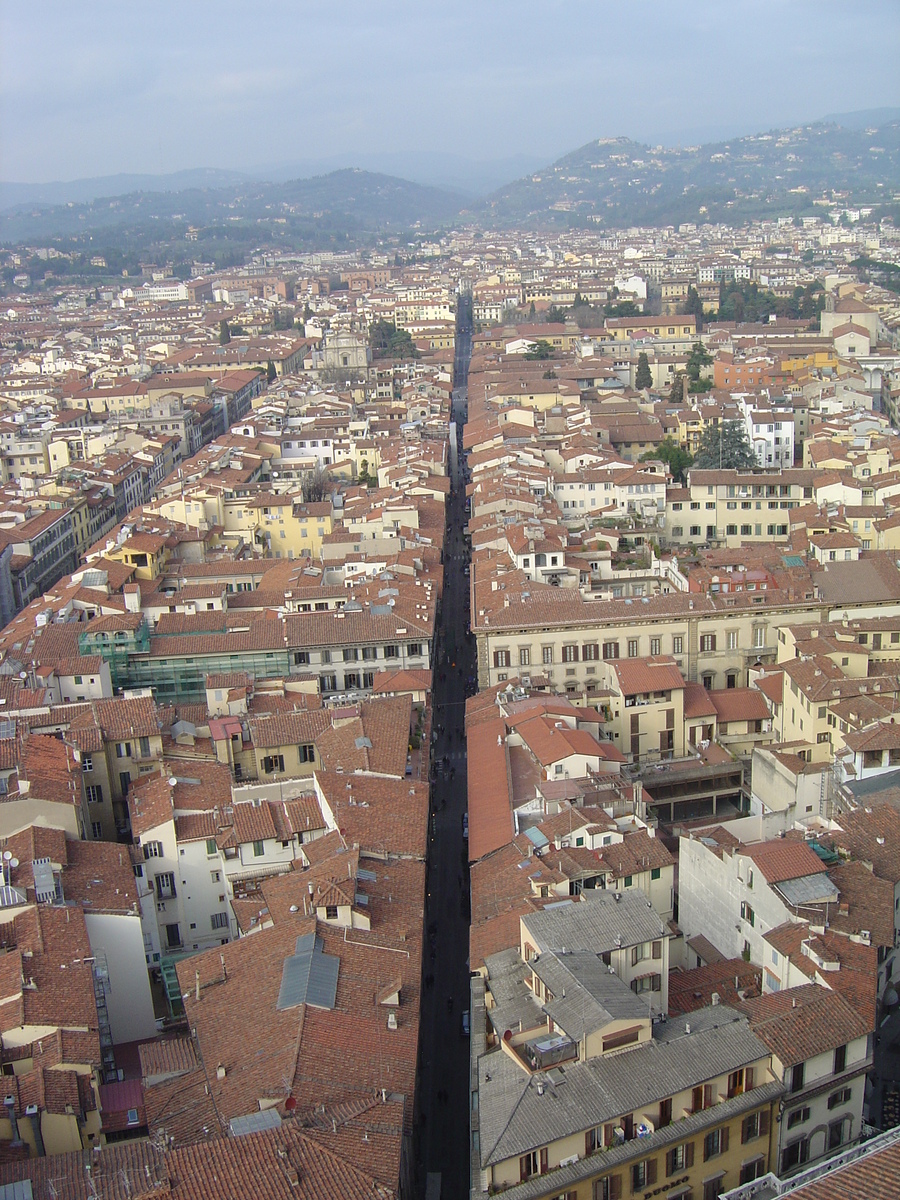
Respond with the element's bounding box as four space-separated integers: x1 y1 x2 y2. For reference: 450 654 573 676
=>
415 299 475 1199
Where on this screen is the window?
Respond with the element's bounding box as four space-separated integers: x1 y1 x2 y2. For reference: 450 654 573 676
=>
299 744 315 763
361 646 377 661
126 1108 139 1125
781 1137 809 1172
582 643 599 661
790 1062 805 1093
787 1099 811 1128
828 1087 852 1110
206 838 217 857
631 1159 656 1190
542 646 554 665
116 742 131 759
700 634 716 653
86 784 103 804
627 639 639 658
673 636 683 655
666 1142 694 1175
384 645 400 659
154 872 176 899
727 630 738 650
211 912 228 930
742 1109 769 1143
294 651 310 665
82 754 93 772
252 840 265 857
834 1044 847 1074
650 637 661 656
325 904 339 920
624 875 633 888
740 1158 765 1185
689 525 701 537
493 650 511 668
562 644 579 663
519 1148 547 1180
592 1177 622 1200
519 647 531 667
828 1118 847 1151
740 900 755 927
703 1126 728 1161
630 973 661 994
91 821 103 839
142 841 163 859
262 754 285 774
343 647 359 662
602 641 619 660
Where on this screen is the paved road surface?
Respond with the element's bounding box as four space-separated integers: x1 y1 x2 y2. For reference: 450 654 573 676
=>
414 301 475 1199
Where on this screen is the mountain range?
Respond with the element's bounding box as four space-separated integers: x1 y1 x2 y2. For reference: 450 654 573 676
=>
1 109 898 254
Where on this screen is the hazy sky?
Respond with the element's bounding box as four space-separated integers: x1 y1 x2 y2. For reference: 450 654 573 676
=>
2 0 899 183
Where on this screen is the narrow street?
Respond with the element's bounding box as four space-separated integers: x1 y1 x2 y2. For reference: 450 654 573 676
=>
414 297 475 1199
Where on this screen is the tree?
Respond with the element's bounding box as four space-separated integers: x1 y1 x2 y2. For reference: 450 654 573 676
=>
300 463 330 503
686 341 713 394
266 359 277 385
545 304 567 325
681 286 704 329
669 373 685 405
640 437 693 483
635 352 653 390
524 339 554 360
369 319 419 360
218 319 231 346
692 421 756 471
605 300 639 318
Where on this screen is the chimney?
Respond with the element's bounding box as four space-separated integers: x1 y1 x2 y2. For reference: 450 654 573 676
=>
25 1105 44 1156
4 1096 19 1146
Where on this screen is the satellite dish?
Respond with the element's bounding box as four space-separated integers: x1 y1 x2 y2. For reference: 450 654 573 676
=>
2 852 11 862
168 777 178 787
9 860 18 870
18 672 26 681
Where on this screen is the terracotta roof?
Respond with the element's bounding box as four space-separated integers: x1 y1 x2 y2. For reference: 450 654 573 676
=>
709 687 771 724
742 838 827 884
466 716 514 863
609 655 685 696
738 982 869 1065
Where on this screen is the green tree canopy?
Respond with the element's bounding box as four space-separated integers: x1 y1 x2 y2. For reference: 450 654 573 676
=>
605 300 640 318
266 359 277 384
640 437 693 483
218 318 231 345
524 339 554 360
669 373 685 405
369 319 419 360
692 420 756 471
635 351 653 390
686 341 714 394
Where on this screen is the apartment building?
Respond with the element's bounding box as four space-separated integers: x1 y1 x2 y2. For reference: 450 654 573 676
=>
474 895 779 1200
738 985 870 1178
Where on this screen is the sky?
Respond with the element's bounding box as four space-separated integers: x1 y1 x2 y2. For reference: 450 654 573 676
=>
2 0 899 184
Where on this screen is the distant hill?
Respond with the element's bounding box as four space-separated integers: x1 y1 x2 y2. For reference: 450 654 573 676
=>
0 168 253 213
0 168 463 248
479 119 900 228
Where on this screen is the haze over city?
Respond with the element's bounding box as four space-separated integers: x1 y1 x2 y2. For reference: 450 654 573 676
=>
2 0 899 188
